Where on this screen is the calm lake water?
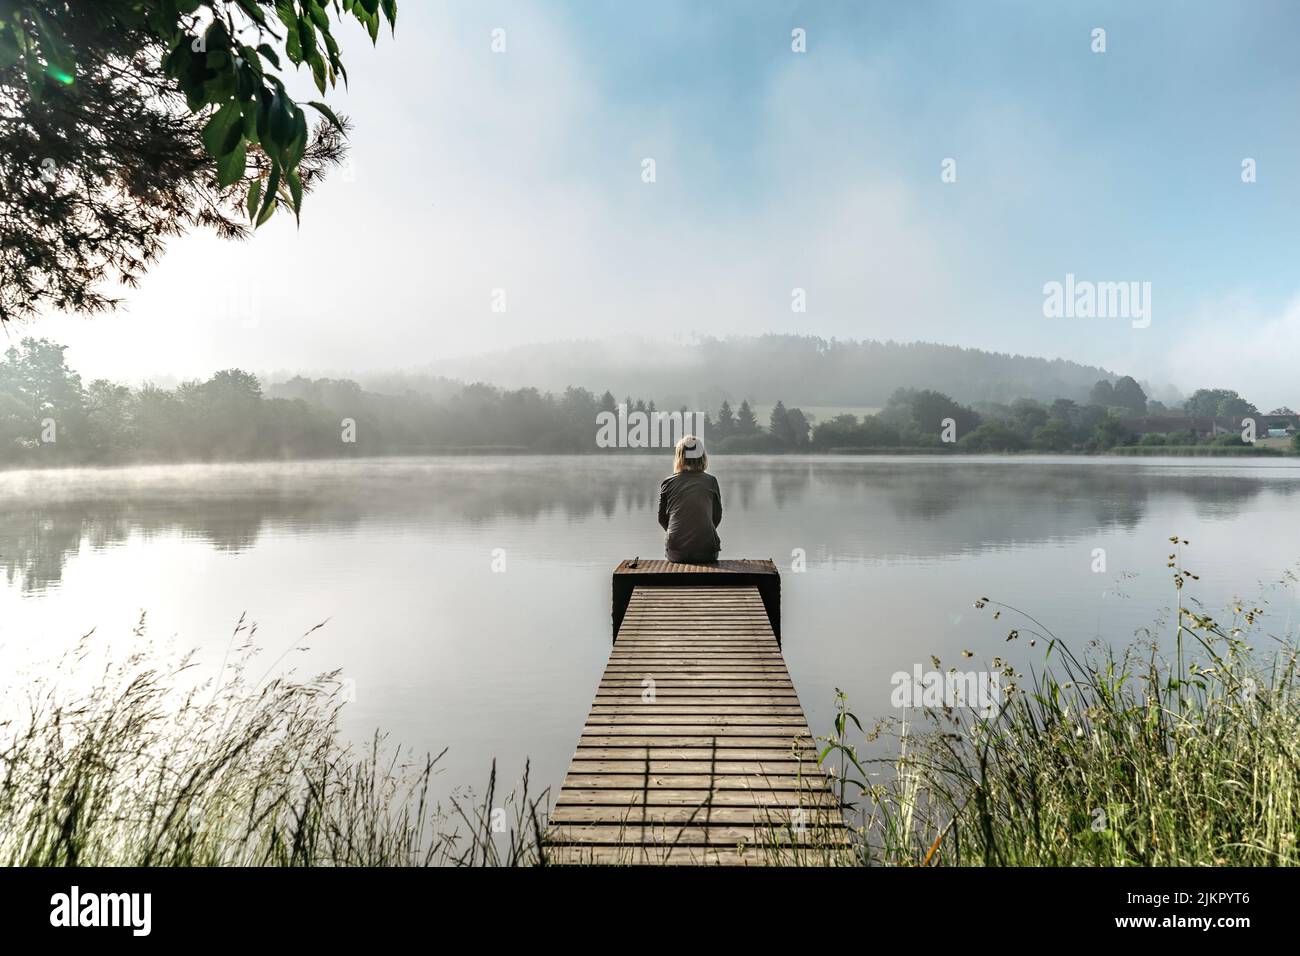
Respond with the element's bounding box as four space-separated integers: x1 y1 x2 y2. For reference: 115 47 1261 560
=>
3 455 1299 804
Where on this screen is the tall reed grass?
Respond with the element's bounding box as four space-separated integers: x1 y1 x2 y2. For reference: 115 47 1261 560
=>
0 616 547 866
822 539 1300 865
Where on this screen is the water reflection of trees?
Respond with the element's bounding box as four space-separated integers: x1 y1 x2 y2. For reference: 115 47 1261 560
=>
1 458 1295 592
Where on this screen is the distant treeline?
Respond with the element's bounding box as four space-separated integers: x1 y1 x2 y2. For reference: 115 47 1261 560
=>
0 338 1290 468
424 334 1131 407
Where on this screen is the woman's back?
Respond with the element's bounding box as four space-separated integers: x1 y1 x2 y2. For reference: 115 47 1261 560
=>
658 467 722 563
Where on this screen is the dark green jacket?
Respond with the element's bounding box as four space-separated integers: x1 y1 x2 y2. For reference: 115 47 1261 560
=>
657 471 722 562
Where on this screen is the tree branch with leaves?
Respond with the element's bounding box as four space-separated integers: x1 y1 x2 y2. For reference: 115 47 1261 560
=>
0 0 397 323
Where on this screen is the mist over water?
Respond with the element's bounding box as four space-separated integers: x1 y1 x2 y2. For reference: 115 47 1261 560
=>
3 454 1299 803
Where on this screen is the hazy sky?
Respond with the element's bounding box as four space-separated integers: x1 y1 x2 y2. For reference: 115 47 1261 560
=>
15 1 1300 407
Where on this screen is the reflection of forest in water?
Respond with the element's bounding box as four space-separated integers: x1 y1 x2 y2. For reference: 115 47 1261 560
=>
2 456 1298 592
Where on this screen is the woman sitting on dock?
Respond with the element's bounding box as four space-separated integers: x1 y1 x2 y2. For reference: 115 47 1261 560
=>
657 435 722 564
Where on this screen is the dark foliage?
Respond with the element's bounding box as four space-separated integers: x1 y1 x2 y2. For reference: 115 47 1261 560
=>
0 1 392 322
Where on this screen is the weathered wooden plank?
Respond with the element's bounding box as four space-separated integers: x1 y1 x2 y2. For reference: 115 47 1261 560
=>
544 845 779 866
545 574 846 866
606 659 788 667
551 805 839 825
559 775 833 793
612 575 783 643
546 823 852 847
603 670 791 677
590 694 802 702
544 842 855 866
573 747 821 762
566 764 821 780
585 716 810 729
614 560 779 573
579 728 812 740
609 643 778 649
598 677 797 685
607 649 779 654
596 686 798 693
610 639 778 645
574 738 806 749
611 634 775 639
591 705 805 712
555 784 835 803
609 648 785 655
590 703 805 711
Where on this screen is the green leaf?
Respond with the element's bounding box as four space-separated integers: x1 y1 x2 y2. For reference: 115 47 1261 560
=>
298 15 317 60
285 24 301 62
234 0 268 26
201 101 243 159
308 2 331 31
268 87 295 154
254 86 273 142
309 50 326 94
241 100 260 144
287 168 303 220
203 18 231 53
216 138 247 187
256 163 281 227
286 106 308 171
275 1 297 32
256 42 280 70
305 100 344 133
235 59 255 99
255 195 278 228
246 178 262 222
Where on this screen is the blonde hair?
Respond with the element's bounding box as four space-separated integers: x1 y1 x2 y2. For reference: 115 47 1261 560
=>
674 435 707 473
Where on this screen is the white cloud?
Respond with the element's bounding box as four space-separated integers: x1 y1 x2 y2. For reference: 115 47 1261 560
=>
19 4 972 382
1157 292 1300 411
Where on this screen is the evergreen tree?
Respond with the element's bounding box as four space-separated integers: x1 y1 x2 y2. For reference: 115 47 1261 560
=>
768 400 795 446
786 407 811 447
736 399 759 435
716 400 735 437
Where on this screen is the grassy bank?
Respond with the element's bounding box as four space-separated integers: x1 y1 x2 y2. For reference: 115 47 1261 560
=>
0 618 547 866
1111 444 1288 456
828 541 1300 865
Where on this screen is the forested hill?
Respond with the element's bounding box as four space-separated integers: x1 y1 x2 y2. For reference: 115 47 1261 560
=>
421 336 1122 409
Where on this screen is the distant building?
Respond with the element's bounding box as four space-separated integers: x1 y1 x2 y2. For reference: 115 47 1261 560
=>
1118 415 1233 437
1119 413 1299 439
1259 413 1300 435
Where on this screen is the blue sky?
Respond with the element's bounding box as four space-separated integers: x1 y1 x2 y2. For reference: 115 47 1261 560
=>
23 0 1300 407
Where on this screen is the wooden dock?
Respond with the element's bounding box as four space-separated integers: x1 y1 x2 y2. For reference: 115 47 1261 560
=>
544 559 849 865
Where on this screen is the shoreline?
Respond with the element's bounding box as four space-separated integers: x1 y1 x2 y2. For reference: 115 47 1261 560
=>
1 445 1296 476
